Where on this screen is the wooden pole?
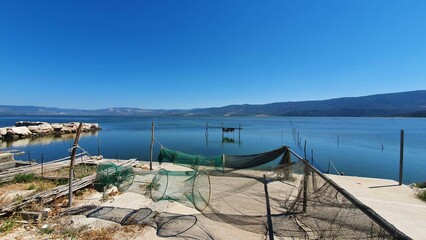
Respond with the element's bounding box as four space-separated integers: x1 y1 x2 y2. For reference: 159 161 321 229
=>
303 164 308 213
238 124 241 143
150 120 154 170
263 175 274 240
399 130 404 185
97 137 100 156
221 122 224 139
205 122 208 147
303 140 307 159
68 122 83 208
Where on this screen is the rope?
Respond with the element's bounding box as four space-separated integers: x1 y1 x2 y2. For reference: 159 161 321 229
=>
153 136 162 147
67 145 93 159
329 160 342 175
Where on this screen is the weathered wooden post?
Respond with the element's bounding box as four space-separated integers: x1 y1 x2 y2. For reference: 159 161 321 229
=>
303 162 309 213
150 120 154 170
399 130 404 185
68 122 83 208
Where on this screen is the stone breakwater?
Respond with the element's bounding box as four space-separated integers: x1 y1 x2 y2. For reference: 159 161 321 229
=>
0 121 101 142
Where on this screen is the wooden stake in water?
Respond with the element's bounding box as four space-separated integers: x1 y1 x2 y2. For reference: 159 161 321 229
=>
399 130 404 185
68 122 83 208
150 120 154 170
97 137 101 156
304 140 307 159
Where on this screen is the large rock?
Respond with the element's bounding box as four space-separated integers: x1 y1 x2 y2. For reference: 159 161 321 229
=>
61 123 77 134
28 123 54 135
51 123 63 132
0 127 6 136
1 121 101 141
9 127 32 138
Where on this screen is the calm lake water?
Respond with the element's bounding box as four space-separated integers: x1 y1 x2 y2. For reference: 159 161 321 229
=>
1 116 425 183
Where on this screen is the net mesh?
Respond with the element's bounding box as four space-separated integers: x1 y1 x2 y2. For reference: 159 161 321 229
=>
150 146 409 239
94 162 135 192
78 146 409 239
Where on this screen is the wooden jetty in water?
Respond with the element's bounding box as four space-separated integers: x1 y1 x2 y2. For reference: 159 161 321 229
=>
205 122 242 144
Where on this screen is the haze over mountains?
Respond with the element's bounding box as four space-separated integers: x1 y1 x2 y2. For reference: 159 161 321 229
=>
1 90 426 117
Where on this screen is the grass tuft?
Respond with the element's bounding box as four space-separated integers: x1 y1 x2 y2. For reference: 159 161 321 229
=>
415 181 426 189
0 220 15 233
14 173 36 183
417 190 426 202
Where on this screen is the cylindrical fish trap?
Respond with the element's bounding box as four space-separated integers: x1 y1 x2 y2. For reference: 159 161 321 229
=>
94 162 135 192
150 168 211 211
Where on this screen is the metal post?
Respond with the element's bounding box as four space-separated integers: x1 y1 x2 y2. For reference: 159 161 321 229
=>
399 130 404 185
263 175 274 240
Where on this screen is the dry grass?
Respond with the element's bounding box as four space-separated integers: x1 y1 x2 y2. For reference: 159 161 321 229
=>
44 164 97 179
45 224 117 240
0 180 59 206
0 194 9 206
78 227 116 240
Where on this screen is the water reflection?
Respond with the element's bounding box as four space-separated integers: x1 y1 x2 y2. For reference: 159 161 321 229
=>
0 131 98 148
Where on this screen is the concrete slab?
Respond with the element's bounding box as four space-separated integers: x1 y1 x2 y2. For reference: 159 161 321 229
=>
326 174 426 240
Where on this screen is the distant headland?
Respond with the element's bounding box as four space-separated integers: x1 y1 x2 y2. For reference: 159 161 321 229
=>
0 90 425 117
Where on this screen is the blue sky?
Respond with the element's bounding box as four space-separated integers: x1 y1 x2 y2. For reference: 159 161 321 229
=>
1 1 425 109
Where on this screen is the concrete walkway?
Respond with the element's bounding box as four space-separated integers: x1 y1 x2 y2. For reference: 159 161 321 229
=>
326 175 426 240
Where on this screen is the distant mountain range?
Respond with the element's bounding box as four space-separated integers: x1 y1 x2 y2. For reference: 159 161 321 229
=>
1 90 426 117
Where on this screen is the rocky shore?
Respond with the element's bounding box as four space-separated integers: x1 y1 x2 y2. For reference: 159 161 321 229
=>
0 121 101 142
